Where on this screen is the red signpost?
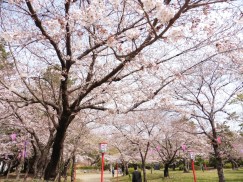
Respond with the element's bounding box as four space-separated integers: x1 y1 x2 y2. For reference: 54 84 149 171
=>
101 153 105 182
189 150 197 182
191 159 197 182
99 142 108 182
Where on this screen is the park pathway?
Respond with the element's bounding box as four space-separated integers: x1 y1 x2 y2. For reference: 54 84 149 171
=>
76 170 113 182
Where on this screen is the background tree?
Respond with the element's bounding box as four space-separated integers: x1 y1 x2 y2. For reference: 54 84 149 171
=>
112 111 161 182
174 60 242 182
108 133 134 176
152 116 211 177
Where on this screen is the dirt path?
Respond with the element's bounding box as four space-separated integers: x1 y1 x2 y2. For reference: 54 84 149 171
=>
76 170 114 182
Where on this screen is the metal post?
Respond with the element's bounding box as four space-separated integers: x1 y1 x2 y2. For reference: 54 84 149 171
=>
191 159 197 182
99 142 107 182
101 153 104 182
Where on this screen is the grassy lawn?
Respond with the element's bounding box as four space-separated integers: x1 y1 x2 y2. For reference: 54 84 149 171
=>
111 168 243 182
1 168 242 181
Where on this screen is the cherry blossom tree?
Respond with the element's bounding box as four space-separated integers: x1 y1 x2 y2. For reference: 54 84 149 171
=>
111 109 175 182
0 0 242 180
174 60 242 182
214 124 243 170
107 133 135 176
61 118 92 182
151 118 200 177
0 103 55 177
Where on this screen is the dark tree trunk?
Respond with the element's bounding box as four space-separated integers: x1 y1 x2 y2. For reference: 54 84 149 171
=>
23 160 30 181
213 143 225 182
172 163 176 171
30 152 39 176
33 145 52 178
28 128 55 178
183 158 189 173
164 163 169 177
141 161 147 182
0 161 4 174
6 161 12 179
1 161 8 176
125 163 129 175
32 155 42 178
211 122 225 182
62 158 71 181
44 115 72 181
231 160 238 170
71 155 76 182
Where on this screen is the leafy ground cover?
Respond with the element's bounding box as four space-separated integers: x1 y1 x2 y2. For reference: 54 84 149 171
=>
111 168 243 182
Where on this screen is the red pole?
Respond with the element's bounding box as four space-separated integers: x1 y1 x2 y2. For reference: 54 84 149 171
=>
101 153 104 182
191 160 197 182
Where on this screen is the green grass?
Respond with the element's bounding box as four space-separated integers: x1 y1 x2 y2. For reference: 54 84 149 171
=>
111 168 243 182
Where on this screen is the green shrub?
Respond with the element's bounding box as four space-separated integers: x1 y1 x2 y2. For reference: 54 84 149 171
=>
78 166 99 170
145 165 151 170
194 165 201 170
224 163 232 169
178 164 184 171
128 167 134 174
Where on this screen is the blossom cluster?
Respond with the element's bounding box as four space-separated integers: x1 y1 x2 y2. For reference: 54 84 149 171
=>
125 28 140 40
142 0 175 24
110 0 121 8
1 32 15 42
70 0 105 26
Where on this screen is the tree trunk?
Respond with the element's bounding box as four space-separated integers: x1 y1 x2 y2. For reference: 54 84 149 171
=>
62 158 71 182
44 116 70 181
6 161 12 179
172 163 176 171
213 144 225 182
125 163 129 175
141 162 147 182
164 163 169 177
23 160 30 182
33 146 52 178
231 160 238 170
0 161 4 174
28 131 54 178
31 153 40 177
183 158 189 173
71 155 76 182
33 155 44 178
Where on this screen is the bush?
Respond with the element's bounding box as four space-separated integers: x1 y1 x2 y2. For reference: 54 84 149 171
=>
128 163 142 169
208 155 217 168
224 163 232 169
145 165 151 170
194 165 201 170
128 167 134 174
78 166 99 170
178 164 184 171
